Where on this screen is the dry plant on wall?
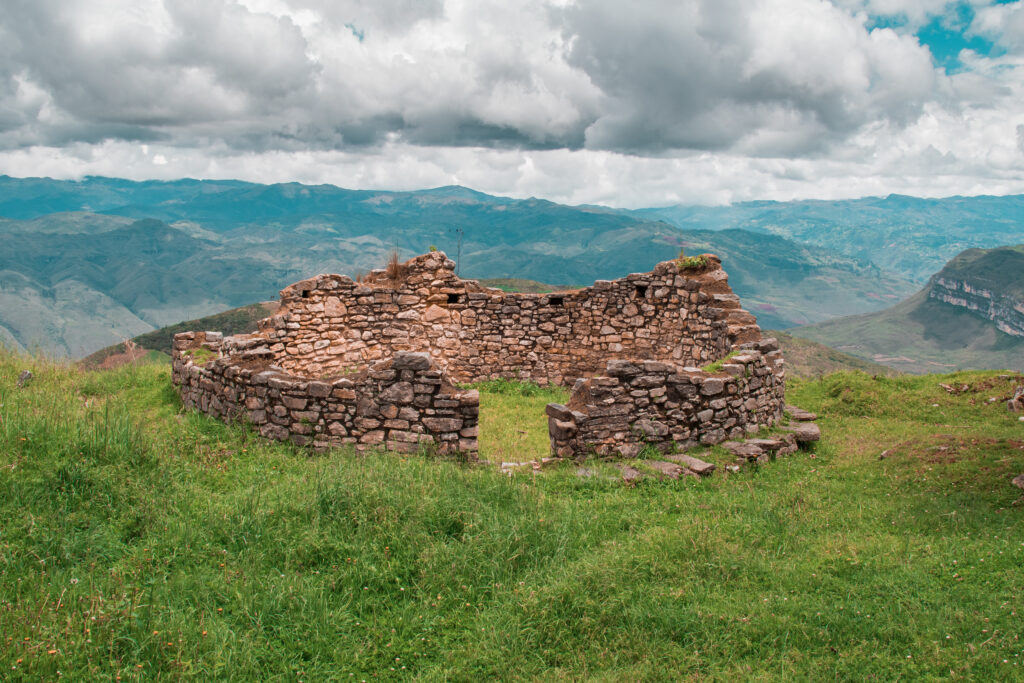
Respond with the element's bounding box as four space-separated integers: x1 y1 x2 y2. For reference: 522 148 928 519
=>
385 250 409 287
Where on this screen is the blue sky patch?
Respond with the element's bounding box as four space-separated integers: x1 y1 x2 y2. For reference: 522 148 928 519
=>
868 1 1013 73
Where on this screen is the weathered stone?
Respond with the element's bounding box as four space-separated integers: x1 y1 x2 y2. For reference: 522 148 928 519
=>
638 458 688 481
549 419 577 440
307 381 332 398
783 422 821 443
359 430 385 444
380 381 414 404
545 403 574 421
785 405 818 421
721 441 764 460
281 395 307 410
171 250 783 463
634 419 669 439
617 443 643 458
392 352 432 370
667 454 716 475
606 360 642 377
700 378 725 396
423 417 463 432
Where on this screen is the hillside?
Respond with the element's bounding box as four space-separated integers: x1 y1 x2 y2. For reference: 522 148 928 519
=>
0 176 915 357
3 350 1024 679
792 245 1024 373
635 193 1024 284
80 302 280 369
768 330 895 377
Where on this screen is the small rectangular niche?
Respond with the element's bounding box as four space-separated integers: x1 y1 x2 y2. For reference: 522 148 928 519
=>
301 290 311 299
548 296 564 306
635 285 648 298
447 293 462 304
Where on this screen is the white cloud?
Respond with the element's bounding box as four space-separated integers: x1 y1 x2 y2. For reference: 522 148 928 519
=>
0 0 1022 205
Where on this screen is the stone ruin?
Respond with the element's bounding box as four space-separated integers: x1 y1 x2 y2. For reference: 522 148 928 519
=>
171 250 787 460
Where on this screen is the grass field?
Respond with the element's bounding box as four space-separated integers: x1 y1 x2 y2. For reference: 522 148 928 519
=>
2 351 1024 680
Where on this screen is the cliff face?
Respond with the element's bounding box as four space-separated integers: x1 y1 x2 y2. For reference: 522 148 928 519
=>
927 245 1024 338
928 277 1024 337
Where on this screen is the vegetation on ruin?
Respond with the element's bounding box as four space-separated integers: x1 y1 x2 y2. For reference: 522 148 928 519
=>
2 348 1024 679
181 348 217 365
677 254 711 271
700 350 741 373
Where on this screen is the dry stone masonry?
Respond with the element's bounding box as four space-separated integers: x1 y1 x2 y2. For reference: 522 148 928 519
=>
173 335 478 455
546 338 785 459
171 250 786 459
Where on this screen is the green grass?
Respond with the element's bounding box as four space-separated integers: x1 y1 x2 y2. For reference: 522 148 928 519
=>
2 351 1024 679
677 254 710 271
476 379 569 464
701 350 740 373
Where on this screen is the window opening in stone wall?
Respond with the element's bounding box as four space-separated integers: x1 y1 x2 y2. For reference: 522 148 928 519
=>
447 293 462 304
635 285 648 298
301 290 311 298
549 296 564 306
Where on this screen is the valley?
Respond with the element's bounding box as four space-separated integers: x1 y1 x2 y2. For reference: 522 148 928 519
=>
0 176 920 357
791 245 1024 373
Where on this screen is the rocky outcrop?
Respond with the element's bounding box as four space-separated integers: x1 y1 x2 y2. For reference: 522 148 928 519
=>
929 277 1024 337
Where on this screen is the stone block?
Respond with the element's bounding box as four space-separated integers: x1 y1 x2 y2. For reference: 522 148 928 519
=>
549 418 577 440
359 430 385 444
423 417 463 432
606 360 642 377
634 419 669 439
308 381 332 398
393 352 432 370
700 378 724 395
281 396 307 410
545 403 574 421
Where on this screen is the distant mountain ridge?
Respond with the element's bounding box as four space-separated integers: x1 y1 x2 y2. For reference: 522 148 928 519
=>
792 244 1024 373
633 193 1024 283
0 175 921 357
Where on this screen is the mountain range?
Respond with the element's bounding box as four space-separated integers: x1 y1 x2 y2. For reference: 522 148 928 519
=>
2 175 1021 358
792 244 1024 373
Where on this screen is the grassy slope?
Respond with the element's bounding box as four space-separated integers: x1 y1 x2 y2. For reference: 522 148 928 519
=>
80 302 279 369
2 352 1024 679
792 289 1024 374
936 244 1024 300
767 330 895 378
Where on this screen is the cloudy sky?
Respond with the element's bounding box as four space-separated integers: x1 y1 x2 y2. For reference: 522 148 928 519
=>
2 0 1024 207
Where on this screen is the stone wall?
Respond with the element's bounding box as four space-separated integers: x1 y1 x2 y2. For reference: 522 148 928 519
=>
546 338 785 458
170 250 784 458
172 332 479 456
255 251 761 386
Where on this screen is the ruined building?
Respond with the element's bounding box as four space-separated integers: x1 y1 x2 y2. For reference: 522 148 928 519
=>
172 251 786 459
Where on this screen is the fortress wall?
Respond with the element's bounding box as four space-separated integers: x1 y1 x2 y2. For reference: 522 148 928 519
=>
256 251 761 386
546 338 785 458
171 332 479 456
170 250 783 458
